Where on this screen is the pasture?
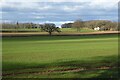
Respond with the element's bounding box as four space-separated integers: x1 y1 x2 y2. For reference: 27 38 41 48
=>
1 28 95 33
2 34 118 78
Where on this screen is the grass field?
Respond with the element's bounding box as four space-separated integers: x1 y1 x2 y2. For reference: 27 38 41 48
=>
2 34 118 78
1 28 95 33
61 28 95 33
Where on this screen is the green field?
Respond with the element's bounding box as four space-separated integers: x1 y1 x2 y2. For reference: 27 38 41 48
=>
61 28 95 32
2 34 118 78
1 28 95 33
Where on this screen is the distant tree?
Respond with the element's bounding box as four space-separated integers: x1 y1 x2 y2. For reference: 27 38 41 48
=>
113 22 118 31
84 20 118 31
30 23 37 28
118 22 120 31
24 23 32 29
15 22 20 32
41 23 61 35
72 20 85 32
16 22 19 27
61 23 73 28
85 21 95 29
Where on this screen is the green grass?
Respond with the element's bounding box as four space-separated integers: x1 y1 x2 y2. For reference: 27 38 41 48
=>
2 34 118 78
61 28 95 33
1 28 95 33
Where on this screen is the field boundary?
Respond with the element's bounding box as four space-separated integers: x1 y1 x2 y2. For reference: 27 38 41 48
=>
1 31 119 37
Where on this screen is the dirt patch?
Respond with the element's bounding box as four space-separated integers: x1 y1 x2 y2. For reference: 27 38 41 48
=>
1 31 119 37
3 66 116 77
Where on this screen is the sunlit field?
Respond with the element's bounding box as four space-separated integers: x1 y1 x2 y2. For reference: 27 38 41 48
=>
1 28 95 33
1 0 119 79
2 34 118 78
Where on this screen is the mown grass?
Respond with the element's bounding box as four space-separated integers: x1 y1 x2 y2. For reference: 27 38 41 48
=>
1 28 95 33
61 28 95 33
2 34 118 78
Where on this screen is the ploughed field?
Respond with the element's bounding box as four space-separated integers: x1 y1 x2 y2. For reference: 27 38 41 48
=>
2 34 118 78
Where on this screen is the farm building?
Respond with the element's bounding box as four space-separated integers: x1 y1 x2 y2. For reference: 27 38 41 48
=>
94 27 100 31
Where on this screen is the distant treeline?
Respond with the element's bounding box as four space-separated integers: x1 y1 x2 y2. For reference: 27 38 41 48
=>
1 22 43 29
1 20 119 31
61 20 118 31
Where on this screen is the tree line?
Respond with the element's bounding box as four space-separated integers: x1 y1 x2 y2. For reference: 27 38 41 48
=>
2 22 42 29
61 20 118 31
1 20 118 35
1 22 61 35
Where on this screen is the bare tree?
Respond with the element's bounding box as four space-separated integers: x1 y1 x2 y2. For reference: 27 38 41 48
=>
72 20 84 32
41 23 61 35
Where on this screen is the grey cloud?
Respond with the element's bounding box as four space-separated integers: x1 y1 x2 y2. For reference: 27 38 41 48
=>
2 2 118 25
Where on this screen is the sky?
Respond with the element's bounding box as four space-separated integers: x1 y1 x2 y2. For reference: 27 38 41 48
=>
0 0 119 27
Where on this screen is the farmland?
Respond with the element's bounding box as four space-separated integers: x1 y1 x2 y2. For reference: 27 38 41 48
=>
1 28 95 33
2 34 118 78
1 1 119 79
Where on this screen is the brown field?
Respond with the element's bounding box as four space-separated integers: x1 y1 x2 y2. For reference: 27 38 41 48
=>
1 31 119 37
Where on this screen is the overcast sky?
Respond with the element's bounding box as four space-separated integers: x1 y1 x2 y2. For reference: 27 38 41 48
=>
0 0 119 27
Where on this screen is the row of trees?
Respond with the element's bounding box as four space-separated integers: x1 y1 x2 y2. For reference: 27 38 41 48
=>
2 22 42 29
61 20 118 31
2 20 118 31
1 22 61 35
1 20 118 35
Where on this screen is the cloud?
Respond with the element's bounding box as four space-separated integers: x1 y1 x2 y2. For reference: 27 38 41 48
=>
45 21 74 27
1 1 118 26
89 0 118 10
1 2 53 12
62 5 84 12
2 0 119 2
33 16 45 19
1 20 12 23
